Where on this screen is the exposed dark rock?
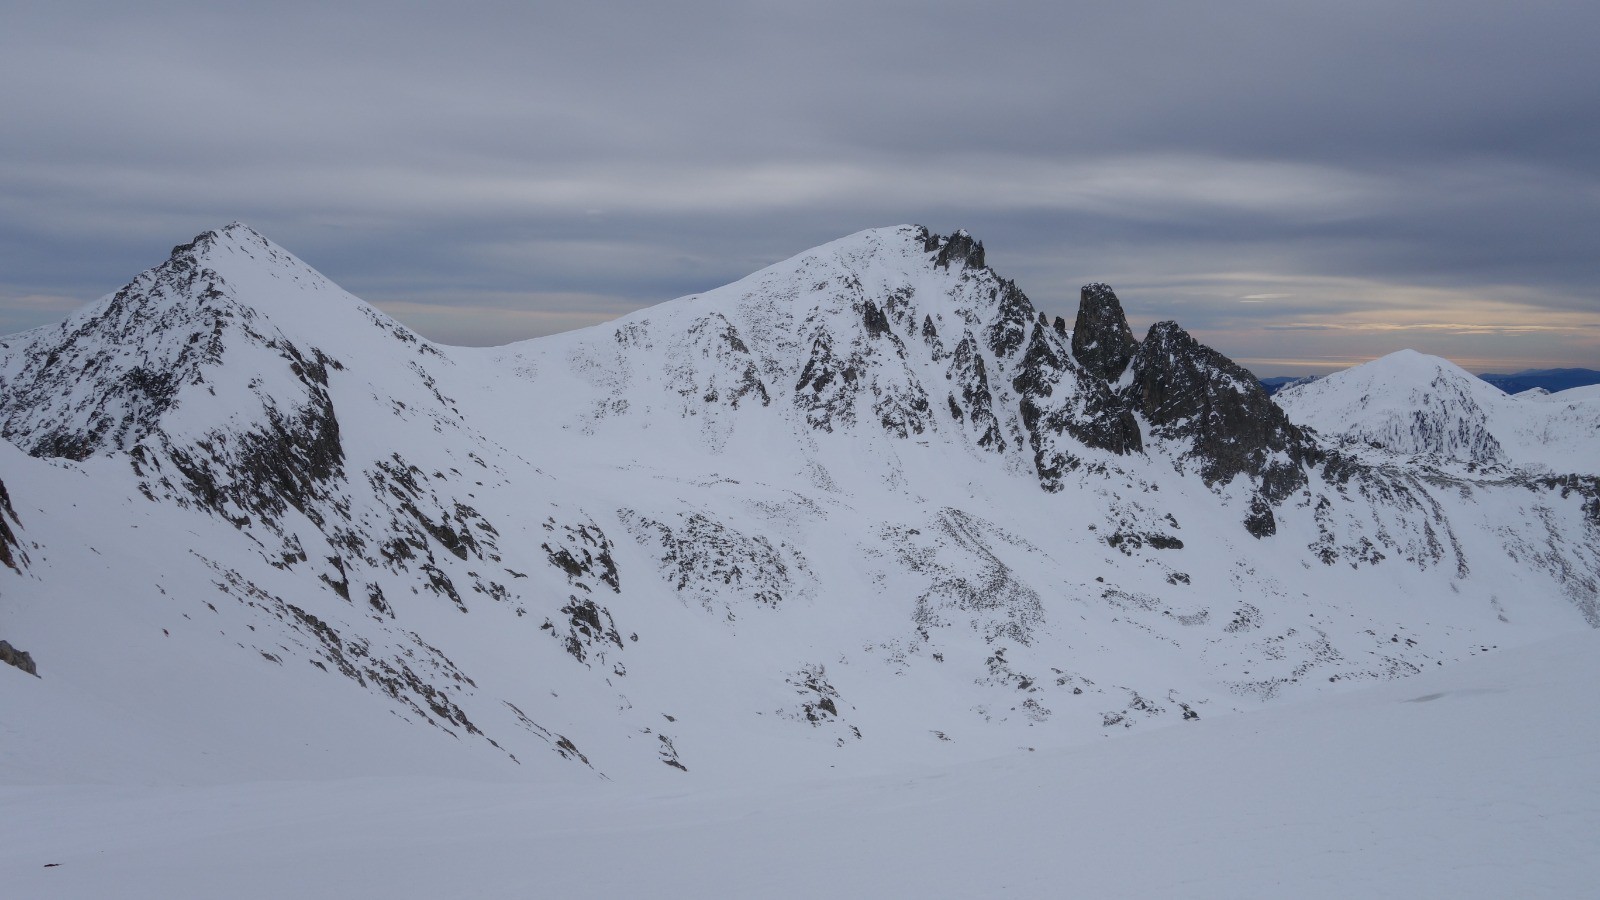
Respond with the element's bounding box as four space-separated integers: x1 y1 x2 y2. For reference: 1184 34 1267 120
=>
545 596 625 666
0 252 230 459
897 510 1046 647
932 230 985 271
920 314 945 359
1022 376 1144 490
619 509 809 615
861 299 892 338
1071 283 1139 382
782 664 860 743
0 476 23 572
1062 388 1144 456
1128 321 1315 501
1243 495 1278 538
1010 318 1142 488
950 335 1005 451
788 664 845 723
1533 474 1600 527
1106 531 1184 553
541 518 620 593
657 733 688 770
162 343 345 529
985 280 1035 359
1011 323 1068 399
793 330 861 433
677 314 771 409
0 640 38 677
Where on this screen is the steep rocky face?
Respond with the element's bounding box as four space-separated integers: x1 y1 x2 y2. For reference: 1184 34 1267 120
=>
947 334 1006 451
0 227 356 538
0 234 238 459
1129 321 1316 531
1011 319 1142 489
927 228 985 271
0 474 23 572
1071 283 1140 382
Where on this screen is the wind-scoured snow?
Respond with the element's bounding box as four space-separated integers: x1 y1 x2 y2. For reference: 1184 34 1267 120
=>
0 223 1596 894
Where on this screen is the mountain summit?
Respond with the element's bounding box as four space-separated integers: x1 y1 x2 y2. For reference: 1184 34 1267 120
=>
1275 349 1600 476
0 224 1596 786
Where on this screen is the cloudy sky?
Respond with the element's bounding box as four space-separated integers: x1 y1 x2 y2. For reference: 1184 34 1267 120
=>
3 1 1597 376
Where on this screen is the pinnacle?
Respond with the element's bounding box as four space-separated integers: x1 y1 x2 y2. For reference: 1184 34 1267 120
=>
1071 283 1139 381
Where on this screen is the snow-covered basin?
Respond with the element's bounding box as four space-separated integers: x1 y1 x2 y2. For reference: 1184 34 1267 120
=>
5 629 1597 899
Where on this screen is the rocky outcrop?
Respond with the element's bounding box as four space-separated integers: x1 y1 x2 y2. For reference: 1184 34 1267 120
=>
947 334 1006 451
1013 320 1143 489
0 475 23 572
927 229 986 271
1071 283 1140 381
0 237 232 459
0 639 38 676
1129 322 1317 528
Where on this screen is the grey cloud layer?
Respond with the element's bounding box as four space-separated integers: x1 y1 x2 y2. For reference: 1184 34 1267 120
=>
3 1 1597 374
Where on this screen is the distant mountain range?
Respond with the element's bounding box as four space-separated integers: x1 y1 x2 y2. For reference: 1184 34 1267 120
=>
1261 368 1600 396
1477 368 1600 395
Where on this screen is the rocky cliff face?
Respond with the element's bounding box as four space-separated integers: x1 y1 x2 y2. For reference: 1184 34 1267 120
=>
1070 283 1140 382
0 471 23 573
1127 321 1319 534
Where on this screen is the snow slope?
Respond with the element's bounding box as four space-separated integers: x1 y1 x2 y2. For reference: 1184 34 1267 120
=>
1534 382 1600 404
4 630 1596 899
0 224 1596 796
1274 348 1600 475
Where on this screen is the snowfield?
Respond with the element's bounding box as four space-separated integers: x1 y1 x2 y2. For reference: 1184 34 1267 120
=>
5 630 1597 899
1 223 1596 896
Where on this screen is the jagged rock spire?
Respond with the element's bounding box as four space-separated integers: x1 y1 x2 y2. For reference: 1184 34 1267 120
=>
927 229 986 271
1071 283 1139 381
1128 321 1318 534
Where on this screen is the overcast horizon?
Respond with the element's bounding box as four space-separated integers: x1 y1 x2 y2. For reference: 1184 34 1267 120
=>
4 1 1597 378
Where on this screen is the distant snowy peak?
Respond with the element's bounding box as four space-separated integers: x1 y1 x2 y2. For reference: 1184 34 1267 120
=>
1534 383 1600 404
1275 350 1505 467
1274 349 1600 475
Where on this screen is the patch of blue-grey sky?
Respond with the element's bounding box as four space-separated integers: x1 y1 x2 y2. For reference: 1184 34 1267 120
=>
2 1 1597 374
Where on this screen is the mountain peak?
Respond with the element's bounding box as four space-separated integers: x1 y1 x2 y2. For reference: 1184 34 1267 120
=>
167 221 271 261
0 221 388 461
919 227 986 271
1071 283 1138 381
1274 349 1521 471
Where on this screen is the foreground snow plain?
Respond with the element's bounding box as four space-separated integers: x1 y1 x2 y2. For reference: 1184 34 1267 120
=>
5 630 1597 899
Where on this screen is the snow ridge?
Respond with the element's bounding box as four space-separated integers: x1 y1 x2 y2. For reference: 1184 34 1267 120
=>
0 225 1596 789
1275 348 1600 475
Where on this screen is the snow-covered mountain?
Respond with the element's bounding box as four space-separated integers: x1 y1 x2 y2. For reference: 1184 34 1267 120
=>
1273 348 1600 476
1 224 1596 789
